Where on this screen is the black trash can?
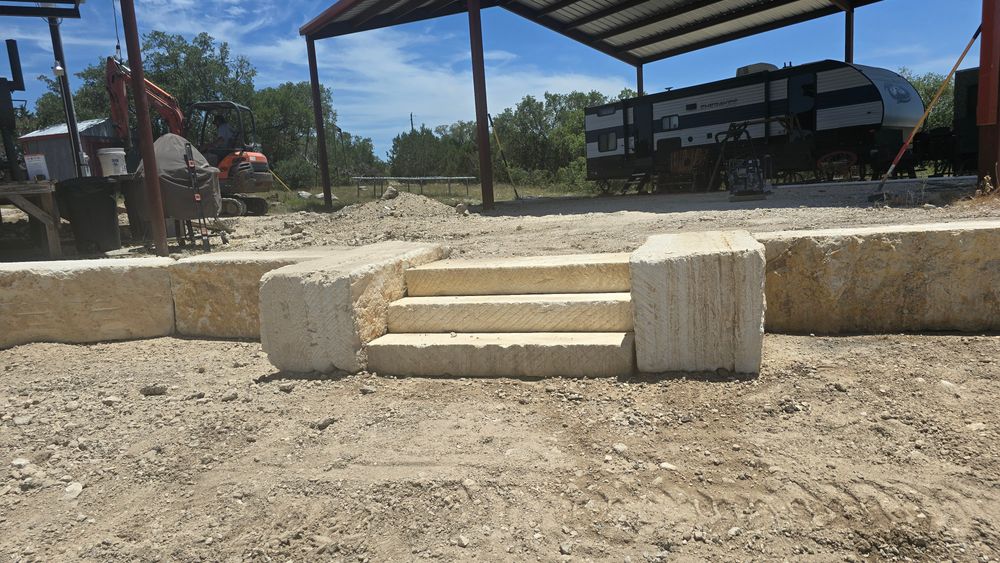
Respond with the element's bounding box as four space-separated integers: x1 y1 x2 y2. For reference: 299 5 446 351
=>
55 177 122 253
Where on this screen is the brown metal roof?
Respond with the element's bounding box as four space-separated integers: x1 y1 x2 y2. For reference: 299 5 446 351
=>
300 0 882 65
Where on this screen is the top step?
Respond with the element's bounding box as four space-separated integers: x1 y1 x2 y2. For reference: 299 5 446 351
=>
405 253 631 296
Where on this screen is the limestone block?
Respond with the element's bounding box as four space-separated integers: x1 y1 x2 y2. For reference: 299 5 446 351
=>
259 241 448 373
387 293 633 333
758 221 1000 334
405 253 631 296
631 231 765 374
0 258 175 348
170 249 340 339
367 332 635 378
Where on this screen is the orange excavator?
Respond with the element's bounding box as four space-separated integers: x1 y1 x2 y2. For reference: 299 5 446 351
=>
105 57 272 215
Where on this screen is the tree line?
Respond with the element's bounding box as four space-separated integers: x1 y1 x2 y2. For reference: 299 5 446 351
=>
15 32 953 191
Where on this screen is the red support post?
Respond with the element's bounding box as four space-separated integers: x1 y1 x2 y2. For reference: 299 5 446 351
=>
119 0 168 256
307 37 334 211
467 0 495 210
979 0 1000 183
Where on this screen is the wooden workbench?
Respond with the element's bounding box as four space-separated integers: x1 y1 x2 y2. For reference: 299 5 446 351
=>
0 181 62 258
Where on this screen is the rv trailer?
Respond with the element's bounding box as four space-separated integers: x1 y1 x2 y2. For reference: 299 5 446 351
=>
585 60 924 191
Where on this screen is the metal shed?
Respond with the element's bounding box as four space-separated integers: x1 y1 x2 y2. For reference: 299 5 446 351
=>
301 0 1000 209
19 118 121 181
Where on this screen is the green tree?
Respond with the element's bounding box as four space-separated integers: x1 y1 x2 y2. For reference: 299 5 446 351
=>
141 31 256 110
898 67 952 130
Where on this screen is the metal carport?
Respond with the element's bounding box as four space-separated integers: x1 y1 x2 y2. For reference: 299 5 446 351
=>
300 0 1000 210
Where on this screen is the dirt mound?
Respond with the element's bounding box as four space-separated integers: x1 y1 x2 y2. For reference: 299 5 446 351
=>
339 192 458 222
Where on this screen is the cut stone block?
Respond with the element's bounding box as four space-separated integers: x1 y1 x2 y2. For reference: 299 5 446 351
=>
0 257 175 348
170 249 341 339
387 292 633 333
631 231 765 374
405 253 631 296
259 241 448 373
367 332 635 378
758 221 1000 333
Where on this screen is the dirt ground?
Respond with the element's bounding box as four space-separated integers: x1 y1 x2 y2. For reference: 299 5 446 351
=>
1 334 998 562
222 181 1000 259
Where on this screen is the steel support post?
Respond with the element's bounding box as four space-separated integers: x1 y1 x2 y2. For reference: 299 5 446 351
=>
467 0 495 209
307 37 334 211
979 0 1000 184
119 0 168 255
636 64 644 96
844 8 854 63
48 17 89 178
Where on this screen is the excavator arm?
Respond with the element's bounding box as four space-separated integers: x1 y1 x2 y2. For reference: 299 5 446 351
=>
105 57 185 147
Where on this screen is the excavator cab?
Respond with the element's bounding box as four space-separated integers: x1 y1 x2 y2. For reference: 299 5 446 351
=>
187 101 272 215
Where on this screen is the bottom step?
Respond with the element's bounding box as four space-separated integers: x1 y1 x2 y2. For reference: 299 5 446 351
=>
367 332 635 378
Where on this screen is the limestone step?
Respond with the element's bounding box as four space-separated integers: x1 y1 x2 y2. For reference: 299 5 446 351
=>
387 293 633 333
405 253 631 296
367 332 635 378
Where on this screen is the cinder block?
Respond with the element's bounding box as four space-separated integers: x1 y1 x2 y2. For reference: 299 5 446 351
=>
259 241 448 373
170 249 341 339
758 221 1000 333
630 231 765 374
367 332 635 378
405 253 631 296
0 258 175 348
387 293 633 333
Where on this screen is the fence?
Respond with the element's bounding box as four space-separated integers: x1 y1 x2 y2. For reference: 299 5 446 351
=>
351 176 476 199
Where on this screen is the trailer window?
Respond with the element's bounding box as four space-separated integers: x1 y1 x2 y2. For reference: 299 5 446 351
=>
598 132 617 152
662 115 679 130
596 106 616 117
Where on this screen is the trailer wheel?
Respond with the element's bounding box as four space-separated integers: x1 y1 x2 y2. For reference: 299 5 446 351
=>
816 150 859 181
596 180 613 195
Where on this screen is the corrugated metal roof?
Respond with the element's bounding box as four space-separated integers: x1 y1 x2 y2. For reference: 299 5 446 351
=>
301 0 880 65
19 118 115 140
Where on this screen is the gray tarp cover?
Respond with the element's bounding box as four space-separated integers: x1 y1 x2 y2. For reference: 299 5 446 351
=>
134 133 221 219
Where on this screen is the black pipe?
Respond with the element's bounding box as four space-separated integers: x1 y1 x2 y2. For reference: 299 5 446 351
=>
5 39 23 91
48 18 90 178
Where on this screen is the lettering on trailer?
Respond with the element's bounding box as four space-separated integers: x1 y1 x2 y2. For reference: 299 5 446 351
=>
700 98 739 110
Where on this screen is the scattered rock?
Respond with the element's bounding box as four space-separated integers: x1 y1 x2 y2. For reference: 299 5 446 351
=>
63 482 83 500
13 415 32 426
728 527 743 538
966 422 987 431
278 382 296 393
612 443 628 455
457 535 470 548
382 186 400 200
64 400 80 412
560 542 572 555
11 457 30 469
658 462 678 471
221 390 238 402
359 385 376 395
832 382 848 392
139 384 168 397
455 203 469 215
101 396 122 406
311 417 337 431
297 191 312 199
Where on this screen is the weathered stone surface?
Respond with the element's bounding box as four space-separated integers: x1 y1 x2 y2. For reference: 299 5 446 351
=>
631 231 765 374
405 253 631 296
758 221 1000 334
259 241 448 373
170 249 340 339
0 258 175 349
367 332 635 378
387 292 633 333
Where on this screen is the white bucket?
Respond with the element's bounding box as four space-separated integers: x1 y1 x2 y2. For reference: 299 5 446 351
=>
97 148 128 176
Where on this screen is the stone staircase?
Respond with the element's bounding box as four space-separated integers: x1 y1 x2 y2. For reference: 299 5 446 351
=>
366 253 636 377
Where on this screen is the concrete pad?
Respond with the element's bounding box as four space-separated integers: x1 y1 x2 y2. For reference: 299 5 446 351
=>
405 253 631 296
367 332 635 378
0 258 175 348
170 249 342 340
757 221 1000 334
631 231 765 374
387 292 633 333
259 241 448 373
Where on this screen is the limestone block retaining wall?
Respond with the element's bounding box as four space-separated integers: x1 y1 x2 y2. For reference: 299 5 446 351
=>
170 249 341 339
259 241 448 373
759 221 1000 334
0 258 175 348
630 231 765 374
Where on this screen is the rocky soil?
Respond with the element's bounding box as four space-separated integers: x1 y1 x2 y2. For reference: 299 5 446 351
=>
2 334 998 562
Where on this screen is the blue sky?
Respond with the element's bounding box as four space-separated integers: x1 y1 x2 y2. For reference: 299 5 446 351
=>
2 0 985 155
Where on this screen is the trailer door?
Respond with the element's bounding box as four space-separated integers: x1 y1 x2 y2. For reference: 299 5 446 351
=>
628 102 653 159
788 72 817 131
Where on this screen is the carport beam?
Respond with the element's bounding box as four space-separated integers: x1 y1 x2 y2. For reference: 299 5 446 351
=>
844 7 854 63
306 37 334 211
468 0 495 210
